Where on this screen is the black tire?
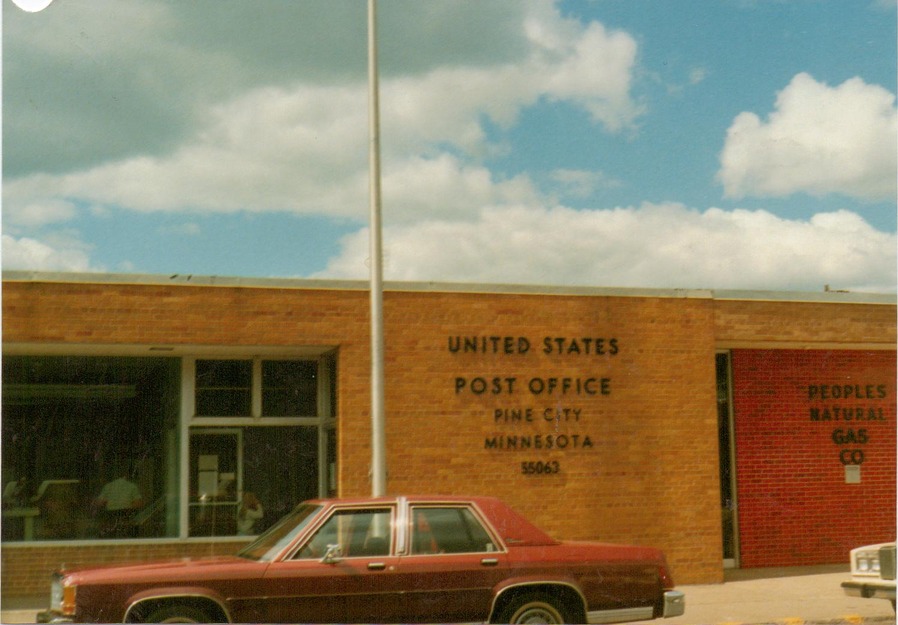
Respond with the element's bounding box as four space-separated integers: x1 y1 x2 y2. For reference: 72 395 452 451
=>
496 592 573 624
143 604 212 623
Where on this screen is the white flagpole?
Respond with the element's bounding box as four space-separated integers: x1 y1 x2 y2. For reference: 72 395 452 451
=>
368 0 387 497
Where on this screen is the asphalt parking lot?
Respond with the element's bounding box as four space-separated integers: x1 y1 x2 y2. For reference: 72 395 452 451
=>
1 565 894 624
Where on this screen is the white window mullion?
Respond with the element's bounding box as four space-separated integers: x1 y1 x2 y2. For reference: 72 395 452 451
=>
252 357 263 419
179 357 196 538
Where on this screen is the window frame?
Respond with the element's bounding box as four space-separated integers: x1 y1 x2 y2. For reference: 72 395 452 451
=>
290 506 395 560
189 357 325 424
407 504 501 556
182 352 337 540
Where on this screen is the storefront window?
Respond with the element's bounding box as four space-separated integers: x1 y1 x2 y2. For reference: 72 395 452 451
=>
1 356 181 542
2 352 336 543
188 426 319 537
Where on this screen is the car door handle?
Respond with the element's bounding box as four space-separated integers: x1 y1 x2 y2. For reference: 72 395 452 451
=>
368 562 386 570
481 558 499 566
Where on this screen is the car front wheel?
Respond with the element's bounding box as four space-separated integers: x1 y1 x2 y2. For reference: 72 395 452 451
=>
496 593 572 624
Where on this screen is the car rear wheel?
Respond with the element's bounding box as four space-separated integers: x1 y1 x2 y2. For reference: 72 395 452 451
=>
143 604 211 623
497 593 572 624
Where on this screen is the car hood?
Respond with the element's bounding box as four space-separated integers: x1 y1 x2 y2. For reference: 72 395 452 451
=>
62 555 262 586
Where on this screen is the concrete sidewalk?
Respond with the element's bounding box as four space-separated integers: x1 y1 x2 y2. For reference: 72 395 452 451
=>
1 566 894 624
632 565 895 625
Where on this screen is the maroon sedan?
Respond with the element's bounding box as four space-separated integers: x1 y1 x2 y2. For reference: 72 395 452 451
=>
37 495 684 623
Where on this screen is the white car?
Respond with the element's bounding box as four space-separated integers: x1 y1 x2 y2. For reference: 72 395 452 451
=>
842 542 896 610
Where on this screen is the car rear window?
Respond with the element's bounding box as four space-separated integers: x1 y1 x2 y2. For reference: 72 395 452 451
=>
411 506 497 554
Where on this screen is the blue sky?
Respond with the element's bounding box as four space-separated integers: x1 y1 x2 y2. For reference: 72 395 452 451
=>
3 0 896 292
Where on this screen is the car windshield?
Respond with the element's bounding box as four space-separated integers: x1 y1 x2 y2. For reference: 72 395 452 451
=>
237 504 322 561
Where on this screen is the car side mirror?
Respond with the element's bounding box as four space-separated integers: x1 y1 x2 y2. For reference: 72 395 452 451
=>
321 543 343 564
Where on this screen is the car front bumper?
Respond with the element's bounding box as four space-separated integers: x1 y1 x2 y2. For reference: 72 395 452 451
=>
662 590 686 617
35 609 74 623
842 580 896 601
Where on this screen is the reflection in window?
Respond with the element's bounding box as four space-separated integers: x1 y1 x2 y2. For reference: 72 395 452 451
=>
1 356 180 542
296 508 392 559
262 360 317 416
411 507 496 554
238 504 322 561
195 360 252 416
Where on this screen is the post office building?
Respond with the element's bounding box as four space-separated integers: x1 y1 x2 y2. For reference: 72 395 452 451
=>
2 271 895 597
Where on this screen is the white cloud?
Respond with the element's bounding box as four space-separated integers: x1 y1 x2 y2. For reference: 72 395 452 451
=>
3 84 370 217
2 234 99 272
719 73 898 201
3 198 78 228
316 203 896 293
3 1 639 225
523 8 640 130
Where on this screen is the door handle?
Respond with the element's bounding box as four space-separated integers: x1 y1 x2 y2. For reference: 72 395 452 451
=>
480 558 499 566
368 562 386 570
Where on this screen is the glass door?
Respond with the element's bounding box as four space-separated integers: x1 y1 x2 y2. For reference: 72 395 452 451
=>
189 428 242 536
716 352 739 568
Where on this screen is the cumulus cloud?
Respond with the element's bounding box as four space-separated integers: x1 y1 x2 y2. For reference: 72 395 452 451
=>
3 198 78 228
719 73 897 201
2 234 99 272
4 84 371 217
316 203 896 293
3 1 638 226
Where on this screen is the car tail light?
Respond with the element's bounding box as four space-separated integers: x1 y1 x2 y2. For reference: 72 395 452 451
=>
658 558 675 590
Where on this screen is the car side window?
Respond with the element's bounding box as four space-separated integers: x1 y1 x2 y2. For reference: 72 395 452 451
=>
294 508 392 559
411 506 497 555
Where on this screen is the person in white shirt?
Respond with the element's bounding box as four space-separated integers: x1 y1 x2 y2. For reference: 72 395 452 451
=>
96 470 143 538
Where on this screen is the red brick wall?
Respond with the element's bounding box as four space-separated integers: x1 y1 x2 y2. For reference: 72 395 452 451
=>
1 541 248 598
731 349 896 567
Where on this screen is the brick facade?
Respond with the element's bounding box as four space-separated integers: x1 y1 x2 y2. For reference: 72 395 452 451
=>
731 349 896 567
2 276 895 598
1 541 249 598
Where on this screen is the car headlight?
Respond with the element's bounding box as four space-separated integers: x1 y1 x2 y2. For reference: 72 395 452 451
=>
855 550 881 575
50 575 62 611
50 573 77 616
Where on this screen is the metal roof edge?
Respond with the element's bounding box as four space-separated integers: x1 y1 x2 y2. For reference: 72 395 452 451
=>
1 270 370 292
710 288 896 305
2 271 895 304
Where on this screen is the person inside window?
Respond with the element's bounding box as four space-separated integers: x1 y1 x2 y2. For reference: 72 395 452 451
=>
237 491 264 536
95 466 143 538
